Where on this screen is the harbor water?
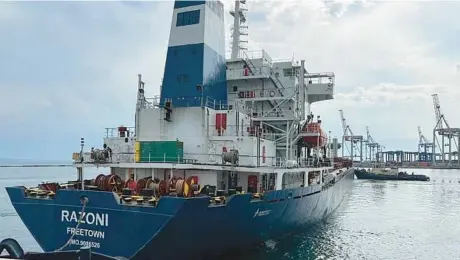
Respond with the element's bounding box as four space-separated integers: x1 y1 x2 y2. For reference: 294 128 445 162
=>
1 167 459 260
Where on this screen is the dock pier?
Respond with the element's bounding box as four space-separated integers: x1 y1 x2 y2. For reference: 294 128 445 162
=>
352 150 460 169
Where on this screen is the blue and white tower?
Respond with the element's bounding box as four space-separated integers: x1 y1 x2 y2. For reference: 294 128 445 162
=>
160 0 227 108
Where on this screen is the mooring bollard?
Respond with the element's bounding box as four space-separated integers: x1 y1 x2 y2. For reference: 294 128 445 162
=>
79 246 92 260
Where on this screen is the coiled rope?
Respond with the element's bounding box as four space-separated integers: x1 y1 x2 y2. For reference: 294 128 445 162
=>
54 196 89 252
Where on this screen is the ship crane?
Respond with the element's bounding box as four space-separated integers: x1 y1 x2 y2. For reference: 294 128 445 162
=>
431 94 460 165
418 126 433 162
339 110 363 162
365 126 380 162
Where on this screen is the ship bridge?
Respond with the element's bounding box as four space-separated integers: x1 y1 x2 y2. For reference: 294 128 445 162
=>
304 72 334 103
225 45 336 161
223 0 336 162
226 50 335 121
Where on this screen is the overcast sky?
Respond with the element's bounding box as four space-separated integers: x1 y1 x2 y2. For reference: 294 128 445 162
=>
0 0 459 160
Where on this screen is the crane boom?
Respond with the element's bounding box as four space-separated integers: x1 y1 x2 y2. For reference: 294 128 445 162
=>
339 110 355 136
432 94 449 128
339 109 347 134
418 126 423 143
366 126 375 144
418 126 430 144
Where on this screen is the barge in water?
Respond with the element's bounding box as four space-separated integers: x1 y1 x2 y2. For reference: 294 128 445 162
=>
354 168 430 181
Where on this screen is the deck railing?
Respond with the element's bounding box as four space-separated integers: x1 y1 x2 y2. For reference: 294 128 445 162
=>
306 72 335 85
227 66 272 79
138 95 245 111
226 49 273 66
143 96 161 108
208 124 277 141
247 107 297 119
228 87 295 99
72 152 332 169
105 127 135 138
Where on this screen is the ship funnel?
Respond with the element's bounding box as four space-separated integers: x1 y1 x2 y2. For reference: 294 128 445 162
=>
160 1 227 108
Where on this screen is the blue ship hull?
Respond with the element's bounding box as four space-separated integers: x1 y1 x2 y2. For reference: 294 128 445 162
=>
6 168 354 259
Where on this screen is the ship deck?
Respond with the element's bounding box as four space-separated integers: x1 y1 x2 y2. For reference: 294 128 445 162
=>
73 161 332 173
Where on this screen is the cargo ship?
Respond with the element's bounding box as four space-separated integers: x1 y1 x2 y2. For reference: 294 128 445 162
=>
5 1 355 259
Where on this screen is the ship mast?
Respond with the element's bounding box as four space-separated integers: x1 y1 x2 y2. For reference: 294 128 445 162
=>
135 74 145 138
230 0 248 59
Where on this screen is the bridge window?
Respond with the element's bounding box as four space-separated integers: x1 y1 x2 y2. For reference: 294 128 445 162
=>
176 10 201 27
283 68 294 77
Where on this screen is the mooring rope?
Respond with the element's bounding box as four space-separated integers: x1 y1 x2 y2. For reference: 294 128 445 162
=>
54 196 89 252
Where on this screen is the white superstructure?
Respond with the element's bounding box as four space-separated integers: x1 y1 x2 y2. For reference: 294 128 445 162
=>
73 0 342 195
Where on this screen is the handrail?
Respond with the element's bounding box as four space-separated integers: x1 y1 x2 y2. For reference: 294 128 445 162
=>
229 88 295 100
141 96 242 111
144 96 161 108
272 58 294 64
270 72 286 91
225 49 273 66
305 72 335 85
227 66 271 79
228 87 295 93
256 92 297 119
72 151 332 169
105 127 135 138
241 50 257 73
306 72 335 78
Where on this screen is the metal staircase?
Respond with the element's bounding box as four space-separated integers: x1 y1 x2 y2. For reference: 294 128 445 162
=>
259 92 297 119
241 50 256 74
271 72 285 92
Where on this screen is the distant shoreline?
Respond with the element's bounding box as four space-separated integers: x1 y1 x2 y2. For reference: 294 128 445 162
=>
0 164 73 168
0 158 72 167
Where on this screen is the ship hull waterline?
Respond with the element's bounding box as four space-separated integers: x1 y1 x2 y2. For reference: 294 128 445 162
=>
6 168 354 260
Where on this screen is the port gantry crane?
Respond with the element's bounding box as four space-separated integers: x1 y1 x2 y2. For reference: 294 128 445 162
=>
418 126 433 162
365 126 380 162
431 93 460 165
339 109 363 162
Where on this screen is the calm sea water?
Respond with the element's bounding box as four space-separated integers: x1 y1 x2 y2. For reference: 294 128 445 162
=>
1 167 459 260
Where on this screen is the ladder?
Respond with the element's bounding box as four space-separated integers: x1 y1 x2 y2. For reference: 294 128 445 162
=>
160 98 172 140
159 109 165 140
160 98 172 141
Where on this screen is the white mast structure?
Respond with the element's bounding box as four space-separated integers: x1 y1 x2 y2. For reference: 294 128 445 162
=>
230 0 248 59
